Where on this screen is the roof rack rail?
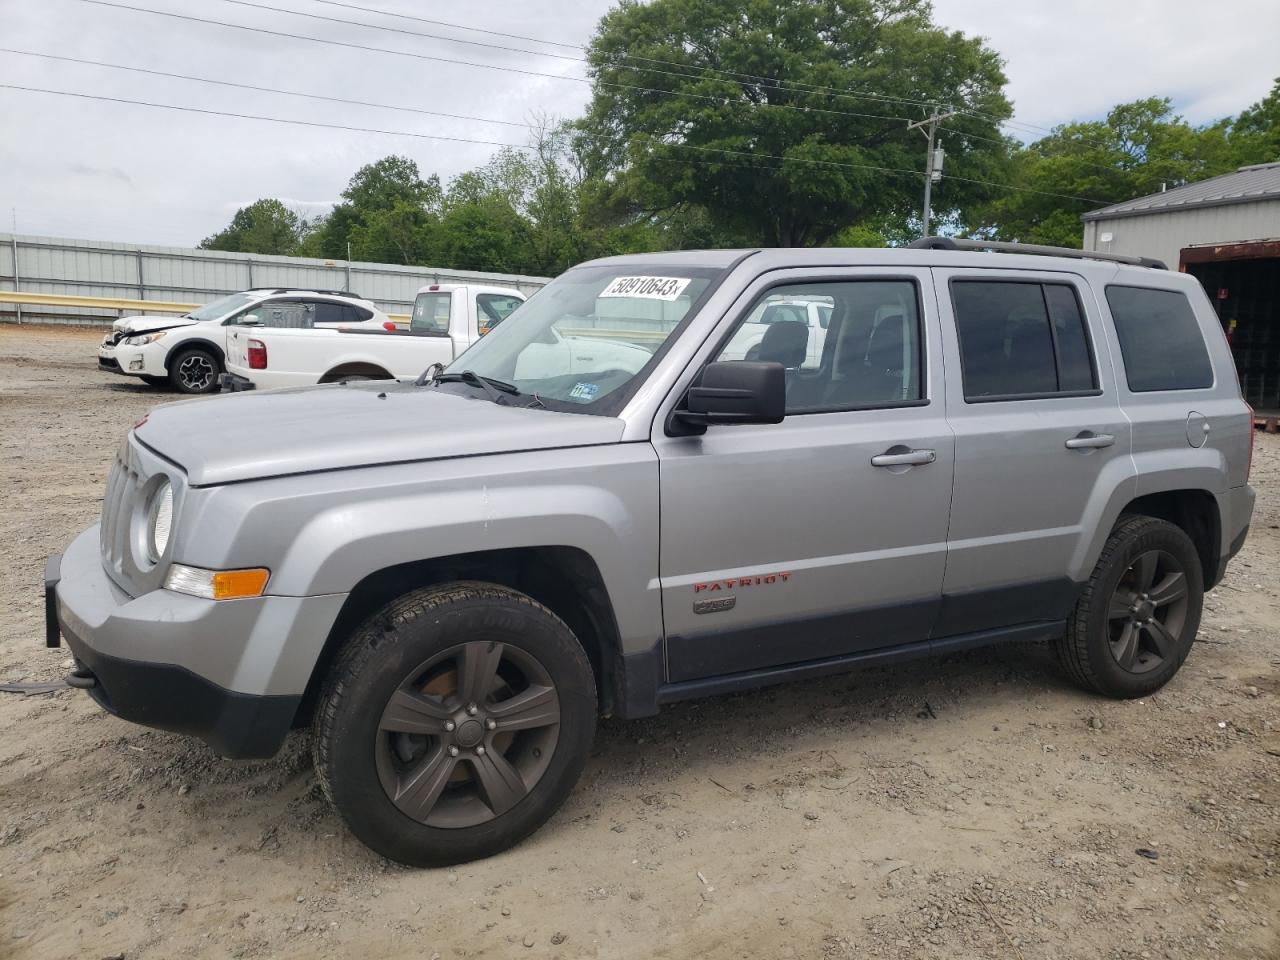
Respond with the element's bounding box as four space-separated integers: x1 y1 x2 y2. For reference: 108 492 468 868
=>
908 236 1167 270
246 287 364 298
285 287 363 298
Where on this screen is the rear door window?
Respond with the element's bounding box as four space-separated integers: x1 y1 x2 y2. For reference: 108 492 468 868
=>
312 301 348 325
951 280 1098 401
1105 285 1213 392
228 299 314 328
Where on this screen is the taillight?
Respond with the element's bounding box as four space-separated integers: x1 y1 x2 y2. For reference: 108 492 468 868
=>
1246 403 1255 481
248 338 267 370
382 321 397 331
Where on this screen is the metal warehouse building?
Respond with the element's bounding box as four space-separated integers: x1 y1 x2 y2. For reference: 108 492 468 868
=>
1082 161 1280 412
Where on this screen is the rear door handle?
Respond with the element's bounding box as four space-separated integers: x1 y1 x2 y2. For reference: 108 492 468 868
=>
871 448 936 467
1065 433 1115 450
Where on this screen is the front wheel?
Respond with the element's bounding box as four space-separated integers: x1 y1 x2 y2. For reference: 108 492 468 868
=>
168 347 221 394
1054 515 1203 698
314 582 597 866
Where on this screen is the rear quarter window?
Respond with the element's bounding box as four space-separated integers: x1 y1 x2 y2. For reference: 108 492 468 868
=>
1106 286 1213 392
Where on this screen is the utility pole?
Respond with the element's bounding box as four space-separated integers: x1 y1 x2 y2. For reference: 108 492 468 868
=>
907 107 958 238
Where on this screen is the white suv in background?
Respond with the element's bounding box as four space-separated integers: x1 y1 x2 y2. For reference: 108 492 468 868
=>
97 288 391 394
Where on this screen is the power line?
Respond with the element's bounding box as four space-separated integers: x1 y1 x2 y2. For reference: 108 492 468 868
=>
290 0 1116 151
0 48 531 128
0 82 526 150
0 82 1115 205
269 0 997 124
77 0 914 125
938 123 1125 174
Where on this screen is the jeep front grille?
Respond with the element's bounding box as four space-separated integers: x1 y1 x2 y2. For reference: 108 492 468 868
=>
99 453 139 590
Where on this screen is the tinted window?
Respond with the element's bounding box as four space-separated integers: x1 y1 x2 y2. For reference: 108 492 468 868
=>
714 280 922 413
1106 285 1213 392
346 304 373 323
952 281 1097 400
312 301 347 324
1044 285 1095 392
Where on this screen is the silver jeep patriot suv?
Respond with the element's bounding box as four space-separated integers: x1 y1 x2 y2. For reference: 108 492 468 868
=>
46 239 1256 866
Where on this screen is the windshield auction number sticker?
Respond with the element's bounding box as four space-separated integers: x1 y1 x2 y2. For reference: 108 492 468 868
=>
599 276 692 301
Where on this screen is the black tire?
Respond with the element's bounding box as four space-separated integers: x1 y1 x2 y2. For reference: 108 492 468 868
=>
314 582 597 867
139 374 169 389
1053 515 1203 698
168 347 222 394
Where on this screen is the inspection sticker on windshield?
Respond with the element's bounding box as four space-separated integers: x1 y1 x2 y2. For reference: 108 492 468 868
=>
599 276 691 301
568 382 600 402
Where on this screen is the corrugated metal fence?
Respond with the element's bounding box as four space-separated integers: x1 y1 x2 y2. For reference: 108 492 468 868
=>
0 233 551 325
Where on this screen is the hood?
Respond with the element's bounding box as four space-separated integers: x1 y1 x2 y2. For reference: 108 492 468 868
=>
134 381 626 486
113 313 197 335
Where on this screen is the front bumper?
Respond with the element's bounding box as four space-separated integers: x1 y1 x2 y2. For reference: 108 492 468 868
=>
46 526 347 758
98 341 167 378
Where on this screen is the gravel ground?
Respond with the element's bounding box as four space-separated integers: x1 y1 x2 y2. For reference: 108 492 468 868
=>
1 323 1277 960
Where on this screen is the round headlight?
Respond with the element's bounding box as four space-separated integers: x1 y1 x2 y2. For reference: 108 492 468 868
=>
148 480 173 559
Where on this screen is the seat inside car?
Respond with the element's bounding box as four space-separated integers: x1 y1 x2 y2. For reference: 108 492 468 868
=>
756 318 809 369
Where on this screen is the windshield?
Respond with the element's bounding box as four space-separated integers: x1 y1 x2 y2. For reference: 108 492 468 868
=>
440 264 724 414
190 291 258 322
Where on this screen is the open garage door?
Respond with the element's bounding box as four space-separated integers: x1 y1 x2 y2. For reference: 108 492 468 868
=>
1182 240 1280 415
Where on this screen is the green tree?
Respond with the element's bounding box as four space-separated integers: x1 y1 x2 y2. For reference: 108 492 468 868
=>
309 156 442 260
199 198 306 255
975 98 1243 247
435 196 535 273
575 0 1012 247
1230 77 1280 166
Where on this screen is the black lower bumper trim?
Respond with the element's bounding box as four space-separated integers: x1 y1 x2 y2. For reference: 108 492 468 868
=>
1208 524 1250 590
61 631 299 759
44 554 62 648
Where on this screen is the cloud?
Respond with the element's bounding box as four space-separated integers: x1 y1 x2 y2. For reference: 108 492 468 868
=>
1 0 1275 247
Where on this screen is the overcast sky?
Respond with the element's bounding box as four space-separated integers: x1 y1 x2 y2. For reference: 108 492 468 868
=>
1 0 1277 248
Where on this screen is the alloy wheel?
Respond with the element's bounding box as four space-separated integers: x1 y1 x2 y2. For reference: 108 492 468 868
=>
1106 549 1189 674
177 354 216 391
374 640 561 829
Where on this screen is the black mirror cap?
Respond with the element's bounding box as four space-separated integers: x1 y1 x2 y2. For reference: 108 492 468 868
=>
676 360 786 430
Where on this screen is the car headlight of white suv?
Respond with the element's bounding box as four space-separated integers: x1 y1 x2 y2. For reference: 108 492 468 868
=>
122 331 168 346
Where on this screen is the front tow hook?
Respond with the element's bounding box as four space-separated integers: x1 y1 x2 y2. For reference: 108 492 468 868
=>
66 664 97 689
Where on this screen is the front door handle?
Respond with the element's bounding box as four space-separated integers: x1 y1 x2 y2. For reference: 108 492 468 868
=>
871 448 936 467
1065 432 1115 450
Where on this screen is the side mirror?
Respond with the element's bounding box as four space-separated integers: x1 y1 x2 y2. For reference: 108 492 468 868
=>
238 314 261 326
673 361 786 433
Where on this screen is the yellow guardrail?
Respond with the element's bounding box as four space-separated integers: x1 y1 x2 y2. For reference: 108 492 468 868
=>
0 291 411 323
0 290 200 314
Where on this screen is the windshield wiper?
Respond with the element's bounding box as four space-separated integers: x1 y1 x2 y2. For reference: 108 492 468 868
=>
434 370 520 405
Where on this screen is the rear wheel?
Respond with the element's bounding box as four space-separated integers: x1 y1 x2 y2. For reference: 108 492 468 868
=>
168 347 221 394
314 582 597 866
1054 515 1203 698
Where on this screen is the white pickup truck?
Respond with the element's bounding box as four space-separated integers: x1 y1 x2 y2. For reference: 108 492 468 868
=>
223 283 527 390
716 297 832 369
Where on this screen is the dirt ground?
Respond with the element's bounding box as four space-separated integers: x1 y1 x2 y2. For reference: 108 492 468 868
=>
1 322 1277 960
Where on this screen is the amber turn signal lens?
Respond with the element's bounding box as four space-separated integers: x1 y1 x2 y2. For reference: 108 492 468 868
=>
164 564 270 600
211 568 270 600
